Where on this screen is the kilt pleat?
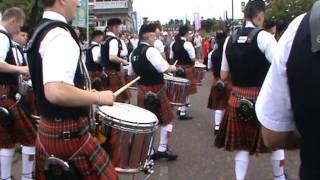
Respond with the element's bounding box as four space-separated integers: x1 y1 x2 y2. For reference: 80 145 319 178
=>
105 70 131 103
36 117 118 180
207 77 231 110
0 87 36 148
137 84 175 126
214 86 270 154
176 65 197 95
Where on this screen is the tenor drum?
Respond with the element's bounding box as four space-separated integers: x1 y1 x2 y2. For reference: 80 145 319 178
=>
98 103 159 173
195 62 206 85
164 74 190 106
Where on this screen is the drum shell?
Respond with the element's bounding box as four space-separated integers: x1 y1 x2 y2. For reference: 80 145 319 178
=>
98 110 158 173
194 66 206 85
164 76 190 106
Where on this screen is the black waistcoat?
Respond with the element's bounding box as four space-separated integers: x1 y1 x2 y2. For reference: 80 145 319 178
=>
27 19 89 119
226 27 270 87
100 35 122 71
287 12 320 180
131 44 164 86
172 39 194 65
85 44 102 71
211 48 223 78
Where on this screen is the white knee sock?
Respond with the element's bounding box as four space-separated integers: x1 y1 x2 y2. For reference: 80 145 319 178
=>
271 150 286 180
22 146 35 180
158 124 173 152
0 148 15 180
235 151 250 180
214 110 224 130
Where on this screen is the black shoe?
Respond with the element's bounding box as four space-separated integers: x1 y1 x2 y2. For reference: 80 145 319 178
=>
179 115 193 120
150 150 178 161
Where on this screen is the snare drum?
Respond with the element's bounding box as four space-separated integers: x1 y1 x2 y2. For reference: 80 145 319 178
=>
98 103 158 173
195 62 206 85
164 74 190 106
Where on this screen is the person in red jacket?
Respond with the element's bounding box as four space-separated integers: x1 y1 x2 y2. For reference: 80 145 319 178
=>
202 37 211 67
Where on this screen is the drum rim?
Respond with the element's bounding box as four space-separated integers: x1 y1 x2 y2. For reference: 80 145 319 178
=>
164 76 190 83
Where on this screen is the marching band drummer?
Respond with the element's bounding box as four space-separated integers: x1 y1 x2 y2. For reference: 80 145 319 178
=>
0 7 36 180
100 18 131 103
128 23 178 161
154 24 167 60
207 31 229 135
170 25 197 120
214 1 286 180
27 0 118 179
85 30 105 91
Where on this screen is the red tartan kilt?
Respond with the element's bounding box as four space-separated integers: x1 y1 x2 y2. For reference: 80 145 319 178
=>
89 70 105 91
25 90 40 117
207 77 231 110
36 117 118 180
214 86 270 154
137 84 175 126
177 65 197 95
0 87 36 148
105 70 131 103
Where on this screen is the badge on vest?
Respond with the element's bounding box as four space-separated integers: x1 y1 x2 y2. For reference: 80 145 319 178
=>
237 36 249 44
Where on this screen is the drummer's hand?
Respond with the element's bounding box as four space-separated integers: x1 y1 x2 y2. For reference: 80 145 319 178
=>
99 90 115 106
121 59 129 66
168 65 176 72
18 66 29 77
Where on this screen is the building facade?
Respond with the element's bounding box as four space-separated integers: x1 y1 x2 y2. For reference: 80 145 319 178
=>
89 0 134 32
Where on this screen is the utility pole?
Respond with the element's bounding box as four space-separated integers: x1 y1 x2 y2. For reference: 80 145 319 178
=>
232 0 234 21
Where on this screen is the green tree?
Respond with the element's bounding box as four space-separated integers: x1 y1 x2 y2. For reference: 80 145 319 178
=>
0 0 41 26
266 0 316 21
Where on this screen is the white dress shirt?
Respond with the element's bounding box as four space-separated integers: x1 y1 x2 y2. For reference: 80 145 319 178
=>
154 39 165 53
169 37 196 60
0 25 10 64
255 13 306 132
12 41 24 65
120 39 128 57
221 21 277 71
128 42 170 76
106 32 120 56
207 50 214 69
39 11 80 86
91 41 101 63
130 38 139 50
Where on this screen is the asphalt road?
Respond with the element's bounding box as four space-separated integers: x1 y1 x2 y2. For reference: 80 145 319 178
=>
13 72 300 180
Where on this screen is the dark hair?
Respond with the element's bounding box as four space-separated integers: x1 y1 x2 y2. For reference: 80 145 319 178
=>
91 30 104 39
2 7 25 21
21 26 29 33
215 31 226 51
107 18 122 28
276 20 288 33
174 25 189 42
42 0 56 7
139 23 157 40
155 23 162 31
244 0 266 19
264 20 276 30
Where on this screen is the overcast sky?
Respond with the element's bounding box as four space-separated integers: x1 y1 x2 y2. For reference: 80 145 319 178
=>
133 0 249 24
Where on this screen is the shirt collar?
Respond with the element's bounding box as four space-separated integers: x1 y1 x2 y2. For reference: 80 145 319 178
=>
91 41 99 45
106 32 116 37
245 21 256 28
43 11 67 23
0 24 8 33
181 37 187 41
140 42 151 46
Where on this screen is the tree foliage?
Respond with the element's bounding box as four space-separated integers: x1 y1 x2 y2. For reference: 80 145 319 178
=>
201 18 225 33
0 0 41 26
266 0 316 21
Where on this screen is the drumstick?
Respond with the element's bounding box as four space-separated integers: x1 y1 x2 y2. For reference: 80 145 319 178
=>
173 60 178 66
114 76 141 97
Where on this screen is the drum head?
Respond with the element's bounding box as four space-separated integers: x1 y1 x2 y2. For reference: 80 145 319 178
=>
195 62 206 68
99 103 158 127
164 74 190 84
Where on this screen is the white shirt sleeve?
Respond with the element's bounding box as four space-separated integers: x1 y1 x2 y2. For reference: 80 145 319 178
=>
207 50 213 69
0 34 10 63
146 47 170 73
221 36 230 72
91 45 101 63
154 39 165 53
40 27 80 85
109 39 119 56
257 30 278 63
120 39 128 57
184 42 196 60
128 53 136 76
169 41 174 59
255 14 306 132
